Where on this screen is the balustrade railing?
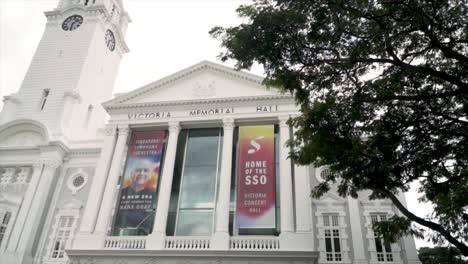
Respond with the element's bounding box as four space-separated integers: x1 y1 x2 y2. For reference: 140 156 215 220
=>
230 236 280 250
164 237 211 249
104 236 146 249
102 236 281 251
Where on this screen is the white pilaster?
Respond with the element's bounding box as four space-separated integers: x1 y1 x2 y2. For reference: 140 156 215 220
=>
93 125 129 238
278 116 295 236
147 122 180 249
212 119 234 250
347 197 369 264
5 163 43 254
16 161 60 254
397 192 422 264
72 125 117 249
78 125 117 233
294 164 312 232
3 159 61 264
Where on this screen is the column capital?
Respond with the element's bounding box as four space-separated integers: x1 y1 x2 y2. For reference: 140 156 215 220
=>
32 163 43 170
117 125 130 136
278 115 290 127
104 124 117 136
168 122 180 133
222 119 235 130
35 159 61 170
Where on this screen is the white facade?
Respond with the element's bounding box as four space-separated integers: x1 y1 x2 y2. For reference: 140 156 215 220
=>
0 1 421 264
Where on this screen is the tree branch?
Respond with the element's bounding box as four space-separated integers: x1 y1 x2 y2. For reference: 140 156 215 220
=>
375 188 468 256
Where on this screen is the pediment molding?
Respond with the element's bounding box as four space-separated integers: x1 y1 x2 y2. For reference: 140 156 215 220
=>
106 94 294 112
312 192 346 206
104 61 271 109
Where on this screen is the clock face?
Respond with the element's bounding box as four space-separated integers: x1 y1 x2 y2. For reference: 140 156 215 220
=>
105 30 116 51
62 15 83 31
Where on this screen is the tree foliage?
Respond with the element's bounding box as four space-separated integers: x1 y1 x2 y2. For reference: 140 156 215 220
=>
419 247 468 264
211 0 468 255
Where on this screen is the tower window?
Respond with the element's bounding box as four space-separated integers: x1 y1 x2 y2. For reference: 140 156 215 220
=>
84 104 93 129
39 89 50 111
84 0 89 5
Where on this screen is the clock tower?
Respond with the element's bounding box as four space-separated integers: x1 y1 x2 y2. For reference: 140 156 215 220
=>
0 0 130 142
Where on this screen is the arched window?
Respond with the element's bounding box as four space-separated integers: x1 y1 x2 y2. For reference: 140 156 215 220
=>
46 200 81 262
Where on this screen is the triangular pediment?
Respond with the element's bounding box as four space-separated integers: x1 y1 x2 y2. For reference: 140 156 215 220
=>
313 192 346 205
104 61 286 109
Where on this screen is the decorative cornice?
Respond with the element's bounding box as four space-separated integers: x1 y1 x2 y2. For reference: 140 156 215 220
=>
103 61 273 108
35 159 62 169
66 249 319 259
68 148 101 157
105 94 294 112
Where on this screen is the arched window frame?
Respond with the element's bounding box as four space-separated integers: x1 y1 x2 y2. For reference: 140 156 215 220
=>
313 195 351 264
362 200 402 264
45 199 82 262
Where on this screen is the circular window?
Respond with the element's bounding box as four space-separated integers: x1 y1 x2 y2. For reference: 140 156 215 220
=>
320 168 333 180
67 171 88 194
316 167 335 182
72 175 85 188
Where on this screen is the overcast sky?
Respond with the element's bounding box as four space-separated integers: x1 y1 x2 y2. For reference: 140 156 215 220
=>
0 0 434 249
0 0 261 98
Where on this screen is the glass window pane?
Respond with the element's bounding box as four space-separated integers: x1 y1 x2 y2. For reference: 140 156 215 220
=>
334 237 341 252
168 192 179 212
375 238 383 252
384 241 392 253
325 237 332 252
166 212 176 236
176 211 213 236
179 166 217 208
184 131 219 166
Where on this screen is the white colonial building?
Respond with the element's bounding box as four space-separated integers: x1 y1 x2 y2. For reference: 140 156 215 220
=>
0 1 421 264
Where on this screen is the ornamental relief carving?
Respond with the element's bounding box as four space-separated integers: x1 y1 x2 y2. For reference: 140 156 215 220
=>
0 166 32 191
192 81 216 97
0 131 45 147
